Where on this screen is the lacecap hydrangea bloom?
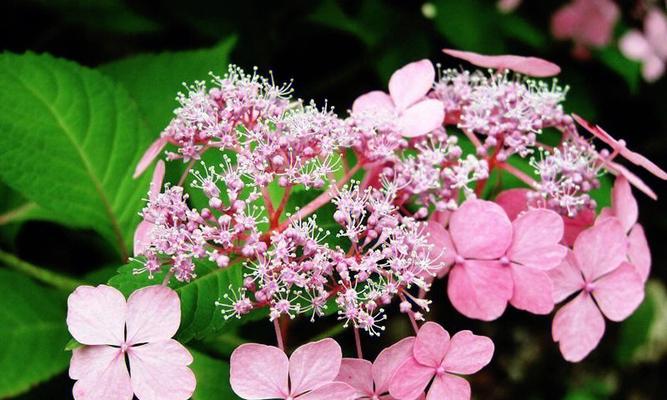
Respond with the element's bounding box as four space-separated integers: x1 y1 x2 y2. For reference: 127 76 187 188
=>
67 47 665 400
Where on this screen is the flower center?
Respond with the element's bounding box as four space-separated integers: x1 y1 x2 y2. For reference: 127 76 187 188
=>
583 281 596 293
436 365 446 376
120 342 130 353
499 256 510 266
454 255 466 266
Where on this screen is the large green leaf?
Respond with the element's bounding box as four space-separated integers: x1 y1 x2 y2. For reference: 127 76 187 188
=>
0 269 70 397
189 349 239 400
100 37 237 134
0 52 154 259
109 260 244 343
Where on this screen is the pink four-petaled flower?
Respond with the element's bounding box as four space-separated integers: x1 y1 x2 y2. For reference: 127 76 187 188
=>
230 338 357 399
432 199 566 320
549 218 645 362
388 322 494 400
352 59 444 138
67 284 195 400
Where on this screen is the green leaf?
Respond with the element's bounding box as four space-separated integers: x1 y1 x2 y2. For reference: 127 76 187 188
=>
109 260 244 343
433 0 505 54
189 349 239 399
0 52 155 259
0 269 70 397
594 46 642 92
100 37 237 134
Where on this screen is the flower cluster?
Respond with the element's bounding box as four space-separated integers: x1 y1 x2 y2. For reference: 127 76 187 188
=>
62 49 663 400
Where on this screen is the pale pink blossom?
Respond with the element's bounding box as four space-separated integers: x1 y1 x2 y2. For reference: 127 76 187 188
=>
388 322 493 400
336 337 415 399
67 285 195 400
229 338 357 400
433 199 566 319
619 8 667 82
352 59 444 138
549 218 645 362
442 48 561 77
551 0 620 57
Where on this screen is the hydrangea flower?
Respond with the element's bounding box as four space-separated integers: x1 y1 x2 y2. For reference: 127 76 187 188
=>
67 285 195 400
432 199 566 320
388 322 493 400
229 338 356 399
352 59 444 138
336 337 415 399
549 218 645 362
551 0 619 57
134 160 165 256
619 8 667 82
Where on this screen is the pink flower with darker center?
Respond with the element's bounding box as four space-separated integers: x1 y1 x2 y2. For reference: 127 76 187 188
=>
229 338 357 399
551 0 619 57
352 59 444 138
388 322 494 400
431 199 566 320
336 337 415 399
443 48 561 77
67 285 195 400
549 218 645 362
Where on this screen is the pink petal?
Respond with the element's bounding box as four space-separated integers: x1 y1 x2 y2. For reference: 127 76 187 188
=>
642 54 666 82
645 8 667 59
509 209 567 270
628 224 651 282
297 382 358 400
552 292 605 362
425 221 455 272
128 340 195 400
548 250 585 304
230 343 289 399
551 4 578 39
336 358 373 396
373 337 416 394
133 219 156 257
619 30 652 61
134 137 168 179
149 160 166 201
442 330 494 375
573 218 628 282
593 262 645 322
289 338 342 396
125 285 181 344
495 188 530 220
447 261 513 321
443 49 560 77
413 322 450 368
71 347 133 400
352 91 394 115
562 208 595 246
69 345 122 380
608 161 657 200
67 285 126 346
397 99 445 138
427 374 471 400
388 357 434 400
611 176 638 232
388 59 435 110
574 115 667 181
449 199 513 260
509 265 555 314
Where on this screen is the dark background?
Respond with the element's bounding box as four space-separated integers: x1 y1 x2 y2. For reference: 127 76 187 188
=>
1 0 666 398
